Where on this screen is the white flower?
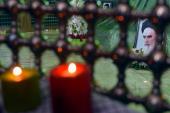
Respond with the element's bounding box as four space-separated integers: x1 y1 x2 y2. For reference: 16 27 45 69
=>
67 15 88 36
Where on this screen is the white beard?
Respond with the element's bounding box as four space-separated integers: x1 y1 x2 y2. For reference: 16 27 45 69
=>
143 45 155 56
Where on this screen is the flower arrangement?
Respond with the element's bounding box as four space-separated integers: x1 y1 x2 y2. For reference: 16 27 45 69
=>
129 48 149 70
66 0 88 39
67 15 88 39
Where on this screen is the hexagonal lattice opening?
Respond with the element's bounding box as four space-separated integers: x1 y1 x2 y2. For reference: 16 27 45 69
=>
93 58 118 91
41 50 60 75
19 47 35 68
126 68 153 97
0 44 12 68
66 53 85 63
41 14 59 43
95 17 120 52
17 12 34 40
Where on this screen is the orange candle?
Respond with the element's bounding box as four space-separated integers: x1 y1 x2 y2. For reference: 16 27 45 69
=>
1 66 41 112
49 63 92 113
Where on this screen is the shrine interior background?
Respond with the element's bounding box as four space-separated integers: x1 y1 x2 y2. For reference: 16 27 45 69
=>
1 0 170 113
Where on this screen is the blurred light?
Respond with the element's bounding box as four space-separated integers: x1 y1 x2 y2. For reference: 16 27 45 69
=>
68 63 76 73
13 66 22 76
144 80 148 83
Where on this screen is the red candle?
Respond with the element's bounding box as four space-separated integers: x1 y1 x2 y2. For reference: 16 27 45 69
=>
49 63 92 113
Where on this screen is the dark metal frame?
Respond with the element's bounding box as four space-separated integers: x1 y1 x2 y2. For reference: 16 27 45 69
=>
0 0 170 113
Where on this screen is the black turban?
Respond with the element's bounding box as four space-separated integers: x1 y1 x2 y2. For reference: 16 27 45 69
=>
141 20 156 33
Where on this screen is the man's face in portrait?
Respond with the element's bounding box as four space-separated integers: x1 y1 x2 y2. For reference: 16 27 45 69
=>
143 27 156 50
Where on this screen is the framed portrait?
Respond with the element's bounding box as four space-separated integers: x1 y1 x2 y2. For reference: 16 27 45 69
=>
134 19 157 56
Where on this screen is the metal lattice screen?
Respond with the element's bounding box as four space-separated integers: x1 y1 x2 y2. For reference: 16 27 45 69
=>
1 0 170 113
0 0 59 30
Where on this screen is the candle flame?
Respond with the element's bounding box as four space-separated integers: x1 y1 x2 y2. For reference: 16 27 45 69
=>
68 63 76 73
13 66 22 76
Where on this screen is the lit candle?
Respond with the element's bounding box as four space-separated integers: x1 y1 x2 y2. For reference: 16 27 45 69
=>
1 66 41 112
49 63 92 113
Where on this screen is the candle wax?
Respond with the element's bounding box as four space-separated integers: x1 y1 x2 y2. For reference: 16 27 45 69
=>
49 63 92 113
1 68 41 113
